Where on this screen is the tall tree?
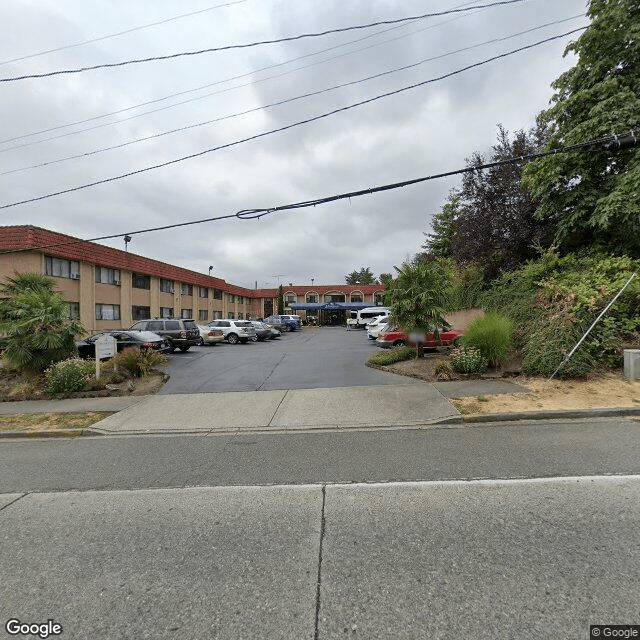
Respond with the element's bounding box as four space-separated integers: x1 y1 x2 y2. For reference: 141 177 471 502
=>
386 260 450 357
277 284 284 315
450 125 551 281
0 273 84 372
523 0 640 253
422 190 459 257
345 267 377 285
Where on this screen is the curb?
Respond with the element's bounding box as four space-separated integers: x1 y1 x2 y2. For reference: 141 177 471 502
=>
436 407 640 424
0 428 98 438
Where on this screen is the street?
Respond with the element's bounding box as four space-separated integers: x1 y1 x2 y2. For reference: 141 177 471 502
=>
2 417 640 638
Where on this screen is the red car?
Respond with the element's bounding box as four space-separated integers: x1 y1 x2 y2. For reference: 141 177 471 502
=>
375 324 463 348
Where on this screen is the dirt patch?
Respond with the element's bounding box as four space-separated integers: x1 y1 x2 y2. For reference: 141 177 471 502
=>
451 373 640 415
377 353 640 414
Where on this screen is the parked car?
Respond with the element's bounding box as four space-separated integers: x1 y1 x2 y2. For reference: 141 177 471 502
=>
366 316 389 340
265 323 281 339
376 324 463 348
264 315 299 331
208 319 257 344
128 318 200 352
76 330 171 359
196 324 224 346
250 321 272 341
281 314 302 328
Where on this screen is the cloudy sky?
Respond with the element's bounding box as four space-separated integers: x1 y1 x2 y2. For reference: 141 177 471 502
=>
0 0 588 289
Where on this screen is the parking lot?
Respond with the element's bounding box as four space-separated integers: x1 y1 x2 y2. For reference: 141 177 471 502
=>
159 326 415 394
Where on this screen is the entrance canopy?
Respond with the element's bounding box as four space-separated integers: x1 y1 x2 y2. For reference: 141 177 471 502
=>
290 302 382 312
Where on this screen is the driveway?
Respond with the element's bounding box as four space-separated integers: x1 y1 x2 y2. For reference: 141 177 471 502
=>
159 326 416 394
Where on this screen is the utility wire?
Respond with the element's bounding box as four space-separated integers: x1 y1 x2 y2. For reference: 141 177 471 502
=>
0 7 472 148
0 0 525 83
0 1 248 67
0 132 624 256
0 27 587 211
0 15 587 177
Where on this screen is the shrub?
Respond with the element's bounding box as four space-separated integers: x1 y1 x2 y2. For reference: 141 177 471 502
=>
368 346 415 366
450 347 488 374
433 360 456 380
45 358 94 394
111 347 167 377
462 312 513 368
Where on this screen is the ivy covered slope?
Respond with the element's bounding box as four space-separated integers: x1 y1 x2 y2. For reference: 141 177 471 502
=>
482 251 640 378
523 0 640 254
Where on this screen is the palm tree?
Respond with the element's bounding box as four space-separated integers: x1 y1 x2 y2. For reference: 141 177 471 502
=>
386 261 450 357
0 273 85 371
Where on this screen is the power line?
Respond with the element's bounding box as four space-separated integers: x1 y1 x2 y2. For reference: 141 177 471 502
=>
0 1 525 83
0 27 587 211
0 15 587 177
0 6 474 149
0 1 248 67
0 132 623 256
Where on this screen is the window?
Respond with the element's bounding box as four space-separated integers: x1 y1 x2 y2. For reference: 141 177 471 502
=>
199 286 209 298
350 293 363 303
160 279 174 294
213 310 222 320
181 308 192 319
285 294 297 304
375 292 384 304
147 320 164 331
238 296 244 304
45 256 80 279
165 320 180 330
325 293 345 302
95 266 121 284
306 293 318 303
132 305 151 320
198 309 208 321
181 284 193 296
66 302 80 319
132 273 150 289
160 307 173 318
213 289 222 300
228 294 235 303
228 312 235 319
237 313 244 319
95 304 120 320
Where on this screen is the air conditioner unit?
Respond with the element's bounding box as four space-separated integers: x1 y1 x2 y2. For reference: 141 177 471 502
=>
71 274 80 280
113 280 121 286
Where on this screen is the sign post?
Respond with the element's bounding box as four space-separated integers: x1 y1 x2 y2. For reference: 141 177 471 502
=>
94 334 117 379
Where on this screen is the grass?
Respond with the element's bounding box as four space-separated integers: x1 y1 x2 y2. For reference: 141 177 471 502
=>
450 399 480 415
0 411 114 432
367 346 415 366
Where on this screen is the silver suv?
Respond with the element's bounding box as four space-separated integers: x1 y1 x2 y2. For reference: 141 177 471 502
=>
207 319 257 344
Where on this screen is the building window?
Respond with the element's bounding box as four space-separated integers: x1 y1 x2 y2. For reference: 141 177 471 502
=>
45 256 80 279
375 292 385 304
306 293 318 303
325 293 345 303
228 312 235 319
238 313 244 319
132 305 151 320
132 273 150 289
95 266 121 284
160 279 174 294
66 302 80 319
228 294 235 303
350 293 363 303
160 307 173 318
238 296 244 304
198 309 208 321
213 311 222 320
95 304 121 320
285 294 297 304
181 308 192 319
181 283 193 296
199 286 208 298
213 289 222 300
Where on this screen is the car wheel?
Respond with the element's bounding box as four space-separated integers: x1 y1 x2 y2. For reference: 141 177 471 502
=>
285 325 291 332
227 333 239 344
167 340 176 353
393 340 406 346
179 346 190 352
250 336 258 342
197 337 204 346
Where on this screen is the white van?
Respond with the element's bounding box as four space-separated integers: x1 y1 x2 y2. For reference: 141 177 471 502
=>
347 307 390 328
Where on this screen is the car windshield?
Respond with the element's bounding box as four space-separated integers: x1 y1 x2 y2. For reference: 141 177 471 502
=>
236 321 253 327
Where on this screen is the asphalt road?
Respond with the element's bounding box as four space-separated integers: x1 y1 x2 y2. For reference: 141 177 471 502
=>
159 326 415 393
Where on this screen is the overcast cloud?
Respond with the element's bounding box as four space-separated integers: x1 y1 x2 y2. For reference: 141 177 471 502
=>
0 0 587 289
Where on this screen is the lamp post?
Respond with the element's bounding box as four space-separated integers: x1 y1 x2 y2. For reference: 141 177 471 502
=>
208 266 213 276
124 235 131 251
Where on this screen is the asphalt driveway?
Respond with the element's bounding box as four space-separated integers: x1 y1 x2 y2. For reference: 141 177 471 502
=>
159 326 416 394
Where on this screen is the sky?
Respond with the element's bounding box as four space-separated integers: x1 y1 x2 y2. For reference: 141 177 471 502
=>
0 0 588 290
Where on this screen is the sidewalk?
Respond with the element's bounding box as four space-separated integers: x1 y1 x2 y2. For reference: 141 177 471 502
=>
1 379 639 438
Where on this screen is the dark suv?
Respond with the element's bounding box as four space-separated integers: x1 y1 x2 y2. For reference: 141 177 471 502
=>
129 318 199 352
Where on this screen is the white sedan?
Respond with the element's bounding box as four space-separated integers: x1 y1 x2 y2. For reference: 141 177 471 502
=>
196 324 225 346
366 317 389 340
